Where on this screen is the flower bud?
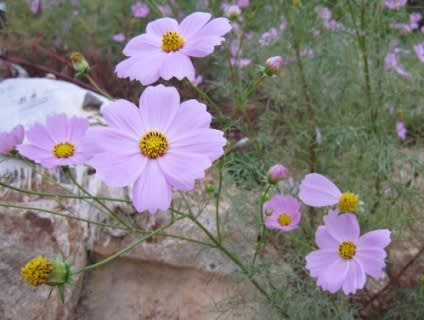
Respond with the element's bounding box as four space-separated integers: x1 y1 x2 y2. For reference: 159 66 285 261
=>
264 56 284 76
69 51 90 74
267 164 288 184
205 184 216 194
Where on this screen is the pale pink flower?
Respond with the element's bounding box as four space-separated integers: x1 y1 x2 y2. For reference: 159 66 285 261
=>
384 0 407 9
306 210 391 295
264 195 301 232
299 173 359 213
112 33 126 42
265 56 284 75
409 12 422 29
222 4 241 19
384 52 412 79
267 164 288 183
116 12 231 85
85 85 226 214
0 125 25 154
414 42 424 63
17 114 90 168
131 1 149 18
396 121 407 140
237 0 250 8
29 0 41 14
230 57 251 68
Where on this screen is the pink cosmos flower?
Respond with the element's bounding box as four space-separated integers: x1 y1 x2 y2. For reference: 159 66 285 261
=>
115 12 232 86
85 85 226 214
131 1 149 18
267 164 288 183
384 52 412 79
237 0 250 8
396 121 407 140
384 0 407 9
299 173 359 213
17 113 90 168
414 42 424 63
263 195 301 232
306 210 391 295
0 125 25 154
112 33 126 42
29 0 41 14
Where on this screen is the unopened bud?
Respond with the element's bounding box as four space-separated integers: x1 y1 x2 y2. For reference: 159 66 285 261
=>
264 208 273 216
205 184 216 194
264 56 284 76
69 51 90 74
267 164 288 184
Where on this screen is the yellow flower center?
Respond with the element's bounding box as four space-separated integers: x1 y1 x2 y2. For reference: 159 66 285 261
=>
69 51 84 64
161 31 185 52
338 241 357 260
139 131 169 159
277 213 292 226
21 256 54 286
338 192 358 212
53 142 75 159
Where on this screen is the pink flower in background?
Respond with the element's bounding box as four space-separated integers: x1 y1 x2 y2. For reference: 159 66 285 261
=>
396 121 407 140
112 33 126 42
131 1 149 18
17 114 90 168
264 195 301 232
230 57 251 68
222 4 241 19
306 210 391 295
237 0 250 8
267 164 288 183
409 12 422 29
191 74 203 86
299 173 359 213
116 12 231 85
384 52 412 79
29 0 41 14
0 125 25 154
86 85 226 214
414 42 424 63
384 0 407 9
315 7 344 31
390 12 422 33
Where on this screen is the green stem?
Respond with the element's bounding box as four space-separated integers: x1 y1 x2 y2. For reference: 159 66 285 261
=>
64 167 134 230
72 218 180 274
252 184 272 266
215 157 225 243
84 74 113 100
175 209 271 300
0 180 131 203
0 203 124 229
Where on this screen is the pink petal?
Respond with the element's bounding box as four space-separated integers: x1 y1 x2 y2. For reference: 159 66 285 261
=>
159 51 195 81
102 99 144 136
315 225 339 249
115 51 166 86
356 248 387 278
158 149 210 191
165 100 212 137
179 12 212 39
358 229 391 249
323 212 360 242
169 128 226 162
25 123 55 149
139 85 180 132
342 260 366 295
317 258 349 293
12 125 25 144
298 173 342 207
17 144 53 161
90 152 146 187
306 249 339 278
123 33 161 56
86 127 139 155
132 161 172 214
45 113 71 142
146 17 179 37
68 116 89 142
194 17 232 38
182 36 227 58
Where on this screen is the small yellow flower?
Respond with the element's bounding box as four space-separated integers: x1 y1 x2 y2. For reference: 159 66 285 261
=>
21 256 54 286
69 51 90 74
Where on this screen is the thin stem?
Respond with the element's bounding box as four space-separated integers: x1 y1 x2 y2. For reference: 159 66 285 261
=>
84 74 114 100
0 203 124 229
215 157 225 243
64 167 134 230
0 180 131 203
252 184 272 266
72 218 180 274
